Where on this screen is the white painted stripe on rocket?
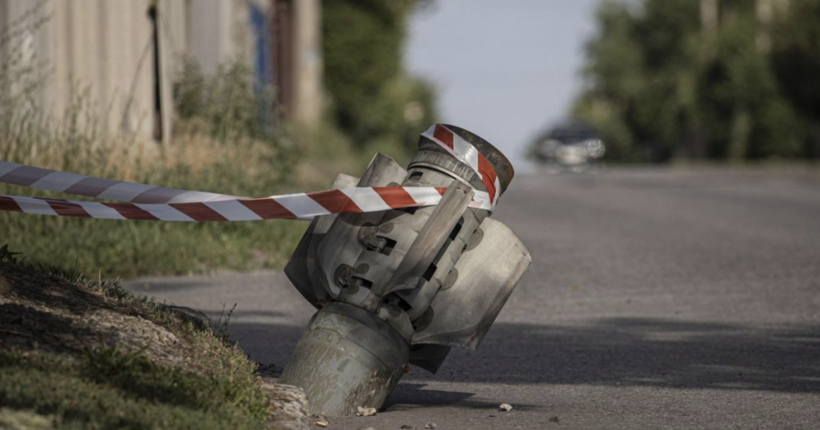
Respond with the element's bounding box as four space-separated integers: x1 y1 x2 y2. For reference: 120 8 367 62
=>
423 126 490 188
205 199 263 221
421 125 478 176
97 181 155 202
453 134 481 177
275 194 331 220
340 187 392 212
0 161 22 178
79 202 127 220
30 171 87 192
421 126 460 158
135 204 194 221
14 196 58 216
403 187 443 206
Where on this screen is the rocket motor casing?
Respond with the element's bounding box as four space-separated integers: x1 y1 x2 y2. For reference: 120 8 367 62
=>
281 125 530 416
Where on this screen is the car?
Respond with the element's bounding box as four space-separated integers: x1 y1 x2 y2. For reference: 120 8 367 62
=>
530 122 605 171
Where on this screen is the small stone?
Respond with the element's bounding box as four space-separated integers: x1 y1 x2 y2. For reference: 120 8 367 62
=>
400 426 413 429
549 416 560 423
499 403 513 412
425 423 437 429
313 415 329 427
357 406 377 417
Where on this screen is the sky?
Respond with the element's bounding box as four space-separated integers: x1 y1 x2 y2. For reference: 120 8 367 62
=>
405 0 605 171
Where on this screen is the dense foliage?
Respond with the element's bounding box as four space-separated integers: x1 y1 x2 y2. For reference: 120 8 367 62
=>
573 0 820 162
322 0 437 159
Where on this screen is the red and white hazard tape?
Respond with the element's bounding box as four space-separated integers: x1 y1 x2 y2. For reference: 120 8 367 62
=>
0 125 499 222
0 160 239 204
422 124 501 207
0 187 492 221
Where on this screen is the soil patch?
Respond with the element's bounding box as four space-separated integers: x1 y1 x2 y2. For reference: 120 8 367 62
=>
0 249 308 430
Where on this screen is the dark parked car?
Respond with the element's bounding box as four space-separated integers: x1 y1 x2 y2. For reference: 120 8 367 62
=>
530 122 605 170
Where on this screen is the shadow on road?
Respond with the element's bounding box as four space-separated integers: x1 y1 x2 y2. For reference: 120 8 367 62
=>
226 318 820 396
411 318 820 394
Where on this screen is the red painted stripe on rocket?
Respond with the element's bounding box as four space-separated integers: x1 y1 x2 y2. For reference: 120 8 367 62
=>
433 124 455 149
423 124 500 208
477 156 498 204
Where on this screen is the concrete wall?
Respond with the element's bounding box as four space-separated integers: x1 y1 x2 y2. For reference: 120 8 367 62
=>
0 0 322 142
286 0 322 125
1 0 159 139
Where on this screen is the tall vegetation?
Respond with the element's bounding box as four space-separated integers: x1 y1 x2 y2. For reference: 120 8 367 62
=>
322 0 438 160
573 0 820 162
0 1 442 277
0 10 304 278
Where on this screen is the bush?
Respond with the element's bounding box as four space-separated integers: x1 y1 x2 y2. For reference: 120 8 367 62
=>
572 0 820 163
322 0 438 159
0 10 305 278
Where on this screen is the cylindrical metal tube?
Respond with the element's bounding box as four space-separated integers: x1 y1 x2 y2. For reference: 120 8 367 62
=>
278 303 408 416
280 125 516 416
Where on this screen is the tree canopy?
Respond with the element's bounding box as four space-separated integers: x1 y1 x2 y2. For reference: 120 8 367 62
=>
573 0 820 162
322 0 437 155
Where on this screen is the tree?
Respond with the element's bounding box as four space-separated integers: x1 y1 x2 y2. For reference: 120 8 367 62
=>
771 0 820 158
571 0 817 162
322 0 437 155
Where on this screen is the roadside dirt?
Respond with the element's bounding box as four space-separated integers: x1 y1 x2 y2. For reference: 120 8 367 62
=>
0 260 310 429
0 262 184 366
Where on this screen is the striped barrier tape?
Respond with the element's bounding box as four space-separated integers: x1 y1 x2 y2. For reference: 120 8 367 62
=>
0 159 240 204
0 187 493 221
0 125 499 222
422 124 501 207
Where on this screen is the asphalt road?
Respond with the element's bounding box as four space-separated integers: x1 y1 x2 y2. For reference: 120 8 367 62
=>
125 168 820 430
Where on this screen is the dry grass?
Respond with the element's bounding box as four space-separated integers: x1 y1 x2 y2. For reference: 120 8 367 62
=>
0 248 271 429
0 9 305 277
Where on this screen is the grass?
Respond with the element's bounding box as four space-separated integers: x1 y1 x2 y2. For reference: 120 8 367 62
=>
0 247 273 429
0 350 267 430
0 3 416 279
0 108 395 278
0 11 311 278
0 135 310 278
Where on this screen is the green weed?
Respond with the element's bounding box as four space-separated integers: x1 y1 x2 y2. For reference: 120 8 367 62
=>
0 256 272 429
